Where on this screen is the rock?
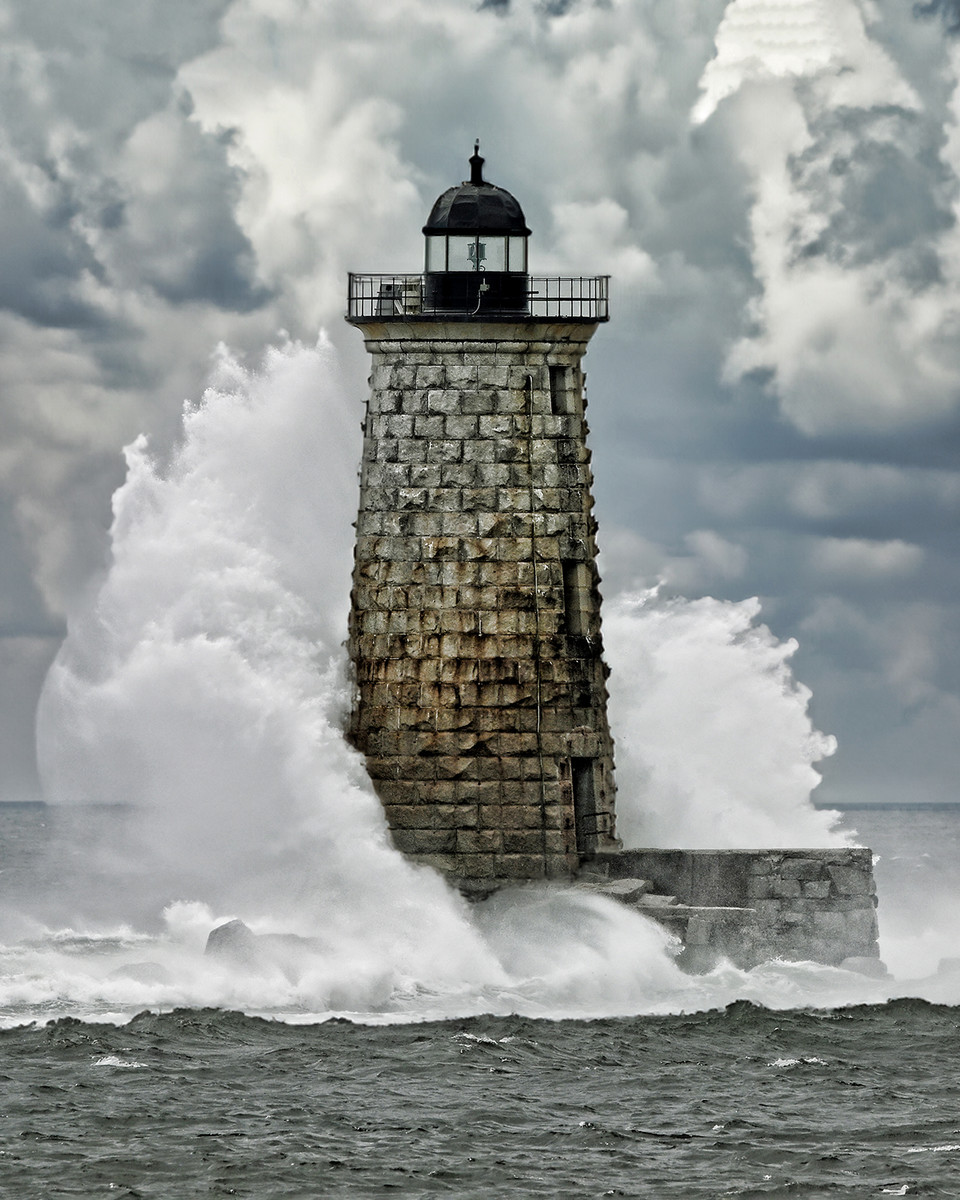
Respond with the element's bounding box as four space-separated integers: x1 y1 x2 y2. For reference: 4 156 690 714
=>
204 919 325 982
205 919 260 965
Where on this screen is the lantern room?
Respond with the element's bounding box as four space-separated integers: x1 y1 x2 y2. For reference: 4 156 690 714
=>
421 142 531 315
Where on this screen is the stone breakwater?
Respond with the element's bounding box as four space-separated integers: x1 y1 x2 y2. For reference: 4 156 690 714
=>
580 848 881 972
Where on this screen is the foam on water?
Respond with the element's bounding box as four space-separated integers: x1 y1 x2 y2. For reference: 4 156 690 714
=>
4 335 947 1024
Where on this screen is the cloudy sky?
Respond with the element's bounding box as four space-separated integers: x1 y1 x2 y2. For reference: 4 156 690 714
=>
2 0 960 808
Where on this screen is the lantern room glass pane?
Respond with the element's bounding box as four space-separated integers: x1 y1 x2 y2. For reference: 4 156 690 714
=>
425 236 446 272
508 236 527 272
448 236 478 272
433 234 515 273
483 236 507 271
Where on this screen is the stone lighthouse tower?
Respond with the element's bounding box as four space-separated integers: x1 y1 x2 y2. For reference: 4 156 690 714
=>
346 146 619 894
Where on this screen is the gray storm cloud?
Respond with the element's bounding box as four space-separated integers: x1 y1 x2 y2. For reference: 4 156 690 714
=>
1 0 960 806
694 0 960 435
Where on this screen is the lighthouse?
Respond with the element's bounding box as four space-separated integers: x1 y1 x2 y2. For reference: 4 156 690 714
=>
346 145 619 894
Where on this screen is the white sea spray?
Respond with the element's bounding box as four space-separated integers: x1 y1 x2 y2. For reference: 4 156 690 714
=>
11 334 946 1024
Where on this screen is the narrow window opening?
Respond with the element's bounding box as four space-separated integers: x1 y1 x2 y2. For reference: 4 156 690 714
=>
572 757 599 855
548 365 565 414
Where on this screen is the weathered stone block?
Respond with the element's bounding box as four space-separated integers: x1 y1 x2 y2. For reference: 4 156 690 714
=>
481 803 519 828
454 584 484 608
426 440 463 465
416 365 446 387
439 561 479 585
827 864 874 896
412 414 443 438
389 365 418 388
458 537 497 561
404 513 441 538
497 854 547 879
435 512 475 537
464 781 501 807
381 413 416 438
498 537 533 561
438 608 478 634
397 437 428 464
460 391 497 415
507 365 536 388
480 365 509 388
435 464 476 488
391 827 457 854
477 466 512 492
375 779 422 805
746 876 776 900
779 857 825 879
454 853 496 878
476 413 513 439
498 756 526 781
460 485 497 508
457 829 502 854
446 365 479 387
812 907 878 944
495 442 524 464
384 804 475 830
425 389 460 415
496 828 542 855
395 488 428 512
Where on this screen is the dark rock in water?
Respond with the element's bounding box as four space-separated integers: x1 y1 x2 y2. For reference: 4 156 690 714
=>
108 961 172 985
205 919 260 964
205 919 325 982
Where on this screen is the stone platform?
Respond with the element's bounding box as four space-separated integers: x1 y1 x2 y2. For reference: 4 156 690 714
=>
578 847 881 972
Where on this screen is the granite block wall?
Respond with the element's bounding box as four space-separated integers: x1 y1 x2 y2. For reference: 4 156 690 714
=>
347 321 620 889
589 847 880 968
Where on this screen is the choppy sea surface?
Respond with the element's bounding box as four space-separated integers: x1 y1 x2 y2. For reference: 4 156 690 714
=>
2 802 960 1198
6 1000 960 1199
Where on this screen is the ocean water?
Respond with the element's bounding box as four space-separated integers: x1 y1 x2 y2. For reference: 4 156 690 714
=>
5 340 960 1195
3 998 960 1199
2 803 960 1198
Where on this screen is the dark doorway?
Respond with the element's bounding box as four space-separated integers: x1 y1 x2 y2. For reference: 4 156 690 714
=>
572 757 598 855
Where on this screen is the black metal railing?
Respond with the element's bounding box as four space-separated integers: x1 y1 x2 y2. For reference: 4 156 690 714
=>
347 274 610 322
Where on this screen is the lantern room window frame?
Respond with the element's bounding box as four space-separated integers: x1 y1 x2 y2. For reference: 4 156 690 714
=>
425 233 528 274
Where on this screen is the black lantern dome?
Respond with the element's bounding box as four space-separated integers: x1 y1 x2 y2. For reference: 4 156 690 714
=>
422 144 530 315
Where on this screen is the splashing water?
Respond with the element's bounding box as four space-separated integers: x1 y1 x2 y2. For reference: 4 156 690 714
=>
4 335 924 1025
605 590 847 849
26 336 692 1021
